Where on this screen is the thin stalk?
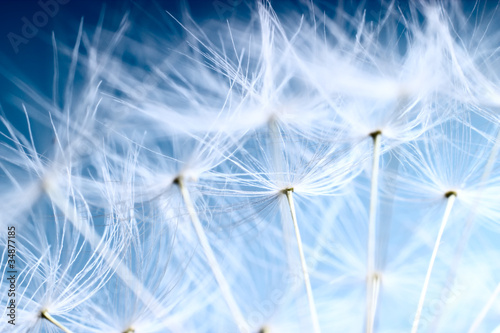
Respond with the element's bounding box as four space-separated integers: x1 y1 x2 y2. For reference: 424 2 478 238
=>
41 310 72 333
467 282 500 333
176 177 248 332
366 131 381 333
285 189 321 333
411 192 456 333
367 273 381 333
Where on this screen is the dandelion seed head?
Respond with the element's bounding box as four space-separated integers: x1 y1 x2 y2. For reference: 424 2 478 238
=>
2 0 500 332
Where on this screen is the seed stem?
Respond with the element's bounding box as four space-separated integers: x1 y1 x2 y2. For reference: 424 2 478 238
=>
411 192 456 333
41 310 72 333
176 176 248 332
366 131 381 333
285 189 321 333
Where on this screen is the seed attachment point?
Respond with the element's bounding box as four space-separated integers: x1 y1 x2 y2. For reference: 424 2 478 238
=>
173 176 182 185
40 310 72 333
444 191 457 198
369 130 382 141
370 272 381 283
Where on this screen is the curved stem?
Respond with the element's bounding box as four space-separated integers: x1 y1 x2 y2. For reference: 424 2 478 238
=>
176 177 248 332
411 193 456 333
285 189 321 333
41 310 72 333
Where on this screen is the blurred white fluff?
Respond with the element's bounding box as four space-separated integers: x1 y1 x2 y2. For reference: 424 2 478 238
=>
1 0 500 332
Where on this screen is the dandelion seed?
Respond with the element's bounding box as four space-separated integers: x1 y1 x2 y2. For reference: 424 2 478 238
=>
411 191 456 333
284 188 320 333
366 130 382 333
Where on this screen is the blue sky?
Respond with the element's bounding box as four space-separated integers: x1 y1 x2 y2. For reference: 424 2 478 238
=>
0 0 233 145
